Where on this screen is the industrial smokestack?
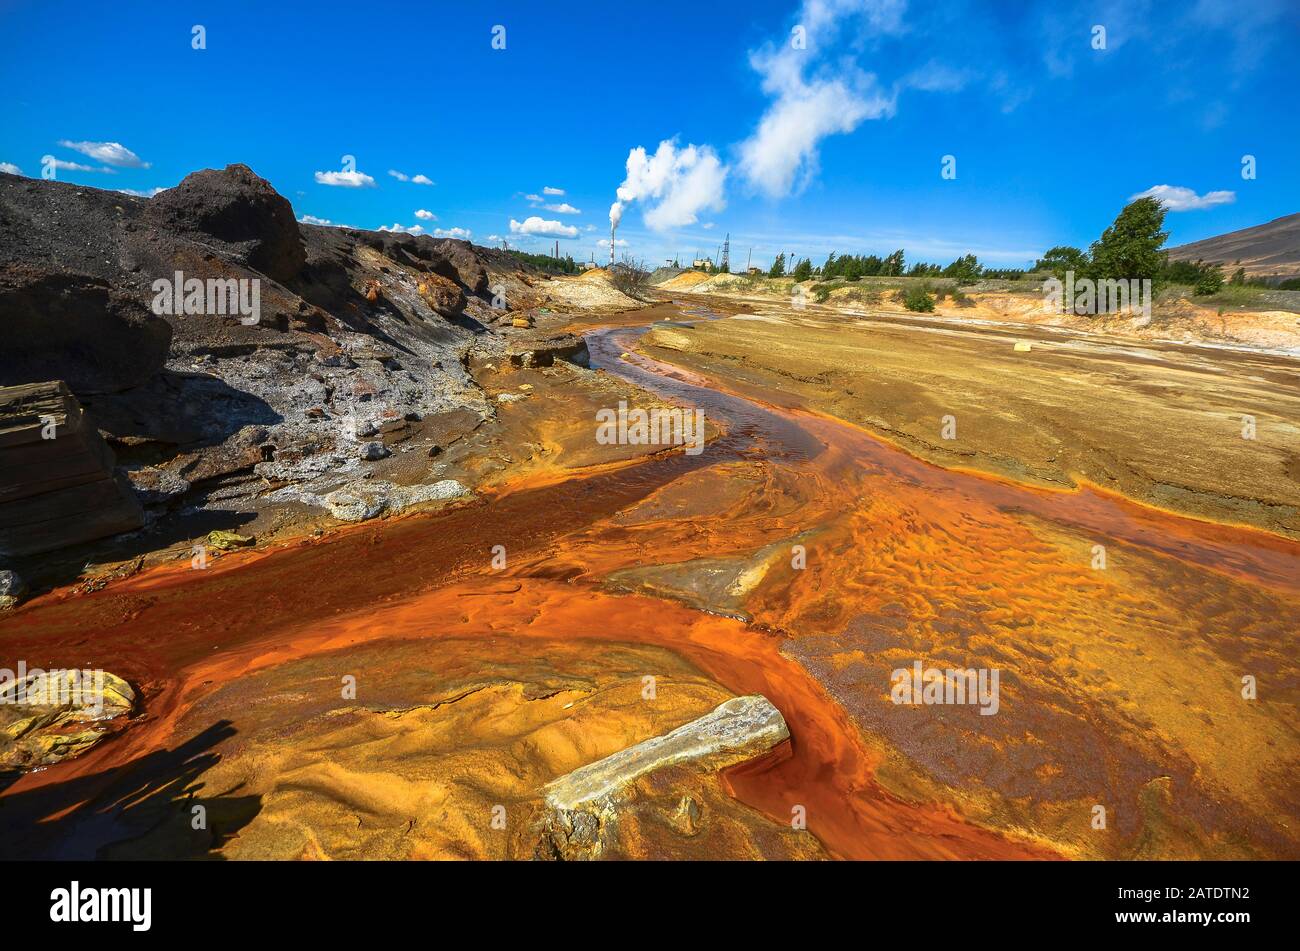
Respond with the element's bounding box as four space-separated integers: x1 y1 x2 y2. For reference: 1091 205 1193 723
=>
608 200 623 267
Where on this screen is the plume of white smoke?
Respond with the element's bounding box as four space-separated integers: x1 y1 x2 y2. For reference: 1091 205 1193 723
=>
609 140 726 234
739 0 905 197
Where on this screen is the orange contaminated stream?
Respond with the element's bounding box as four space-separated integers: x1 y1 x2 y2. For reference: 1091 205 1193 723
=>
3 302 1296 860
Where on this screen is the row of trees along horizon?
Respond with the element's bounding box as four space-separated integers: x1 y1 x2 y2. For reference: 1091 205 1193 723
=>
690 198 1297 293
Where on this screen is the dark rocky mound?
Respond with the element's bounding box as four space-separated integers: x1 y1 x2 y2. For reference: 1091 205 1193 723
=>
0 268 172 393
0 164 577 567
143 164 307 284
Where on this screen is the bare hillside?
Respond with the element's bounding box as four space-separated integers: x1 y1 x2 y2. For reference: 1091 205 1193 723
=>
1168 212 1300 278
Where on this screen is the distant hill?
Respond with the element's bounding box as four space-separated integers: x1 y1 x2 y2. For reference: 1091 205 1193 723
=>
1168 212 1300 278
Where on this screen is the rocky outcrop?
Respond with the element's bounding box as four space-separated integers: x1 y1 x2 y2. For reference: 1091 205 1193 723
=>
305 478 470 522
430 238 491 295
0 568 25 610
142 164 307 284
0 270 172 394
0 668 135 771
0 381 144 557
540 695 790 859
0 165 582 560
507 331 589 368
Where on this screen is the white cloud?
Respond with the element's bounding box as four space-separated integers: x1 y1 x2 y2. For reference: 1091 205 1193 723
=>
378 222 425 234
298 214 351 228
523 193 543 203
58 140 150 168
486 234 504 243
434 227 472 239
584 224 596 232
738 0 906 197
387 169 434 185
42 155 113 173
316 169 376 188
597 238 629 248
543 186 565 195
615 139 727 231
117 187 165 197
0 162 22 175
543 202 581 214
1130 184 1236 211
415 208 436 220
510 216 579 238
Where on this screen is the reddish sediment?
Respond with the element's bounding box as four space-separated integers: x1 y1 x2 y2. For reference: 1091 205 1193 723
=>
3 303 1296 860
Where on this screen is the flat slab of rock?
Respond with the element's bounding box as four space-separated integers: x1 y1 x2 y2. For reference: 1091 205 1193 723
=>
506 331 589 369
0 381 144 557
317 478 469 522
543 695 789 812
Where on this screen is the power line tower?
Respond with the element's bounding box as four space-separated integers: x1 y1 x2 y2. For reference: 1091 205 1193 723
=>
720 233 730 272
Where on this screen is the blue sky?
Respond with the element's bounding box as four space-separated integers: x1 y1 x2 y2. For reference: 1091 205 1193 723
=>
1 0 1296 270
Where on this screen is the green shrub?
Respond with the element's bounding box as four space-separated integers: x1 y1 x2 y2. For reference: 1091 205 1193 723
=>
1193 268 1224 296
903 284 935 312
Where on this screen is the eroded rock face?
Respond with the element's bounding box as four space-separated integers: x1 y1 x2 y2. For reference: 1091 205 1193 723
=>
0 166 591 558
0 381 144 557
0 271 172 394
430 238 491 296
143 164 307 284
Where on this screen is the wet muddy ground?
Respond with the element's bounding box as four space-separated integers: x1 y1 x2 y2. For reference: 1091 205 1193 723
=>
2 299 1296 860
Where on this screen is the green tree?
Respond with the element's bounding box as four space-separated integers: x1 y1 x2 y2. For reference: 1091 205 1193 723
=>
1089 197 1168 285
792 257 813 281
883 249 905 276
943 253 983 283
768 253 786 278
1035 245 1089 278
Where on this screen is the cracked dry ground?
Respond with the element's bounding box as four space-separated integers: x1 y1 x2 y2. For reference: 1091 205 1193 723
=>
2 299 1297 860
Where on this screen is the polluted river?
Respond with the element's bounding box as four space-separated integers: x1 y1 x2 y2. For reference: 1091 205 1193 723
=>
2 300 1297 861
